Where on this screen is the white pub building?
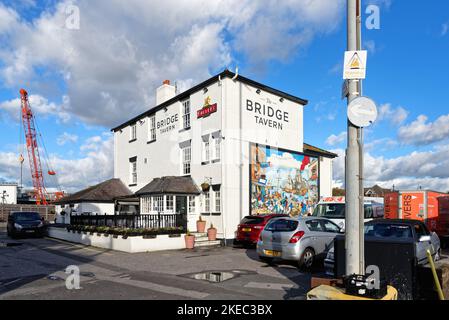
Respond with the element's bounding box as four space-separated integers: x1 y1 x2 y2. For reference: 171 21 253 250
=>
112 70 336 242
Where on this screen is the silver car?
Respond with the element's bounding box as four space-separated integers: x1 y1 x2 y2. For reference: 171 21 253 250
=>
324 219 441 276
256 217 343 270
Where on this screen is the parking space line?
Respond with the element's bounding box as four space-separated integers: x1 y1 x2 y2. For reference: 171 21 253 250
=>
244 281 297 291
43 237 113 255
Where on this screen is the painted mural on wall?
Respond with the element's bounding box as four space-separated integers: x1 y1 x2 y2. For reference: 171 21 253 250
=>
250 144 319 217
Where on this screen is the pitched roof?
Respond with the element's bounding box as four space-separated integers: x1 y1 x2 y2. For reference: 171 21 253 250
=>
111 69 308 132
303 143 338 159
364 185 392 196
54 179 133 204
135 176 201 196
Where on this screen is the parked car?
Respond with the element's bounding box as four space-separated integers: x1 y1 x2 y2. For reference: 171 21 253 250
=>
257 217 342 270
311 196 384 230
7 211 46 239
235 214 289 246
324 219 441 276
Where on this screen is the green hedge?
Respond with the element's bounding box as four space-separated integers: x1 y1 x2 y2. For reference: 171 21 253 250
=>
66 225 184 237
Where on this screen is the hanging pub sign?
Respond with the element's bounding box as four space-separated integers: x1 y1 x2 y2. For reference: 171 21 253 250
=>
197 96 218 118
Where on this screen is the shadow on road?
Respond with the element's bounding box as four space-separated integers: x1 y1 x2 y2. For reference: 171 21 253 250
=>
240 244 325 300
0 228 111 297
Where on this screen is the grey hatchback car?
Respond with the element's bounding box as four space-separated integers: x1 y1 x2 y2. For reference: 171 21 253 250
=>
256 217 342 270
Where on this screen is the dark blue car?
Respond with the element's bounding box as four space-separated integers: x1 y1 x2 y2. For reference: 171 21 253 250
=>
7 211 46 239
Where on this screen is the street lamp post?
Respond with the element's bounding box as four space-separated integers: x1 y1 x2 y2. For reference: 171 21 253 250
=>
345 0 363 276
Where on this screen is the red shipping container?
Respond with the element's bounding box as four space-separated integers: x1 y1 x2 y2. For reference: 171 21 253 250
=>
384 190 449 238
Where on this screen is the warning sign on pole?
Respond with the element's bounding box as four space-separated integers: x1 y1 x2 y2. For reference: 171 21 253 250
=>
343 50 367 80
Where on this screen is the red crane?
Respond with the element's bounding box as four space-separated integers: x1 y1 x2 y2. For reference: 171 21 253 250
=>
20 89 50 205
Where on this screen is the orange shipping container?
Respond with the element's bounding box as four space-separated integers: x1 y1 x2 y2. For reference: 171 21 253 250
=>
384 190 449 238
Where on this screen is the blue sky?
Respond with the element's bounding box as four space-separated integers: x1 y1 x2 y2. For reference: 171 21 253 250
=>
0 0 448 192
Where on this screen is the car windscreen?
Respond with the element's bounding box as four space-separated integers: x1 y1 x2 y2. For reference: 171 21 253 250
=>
13 212 41 221
313 204 381 219
312 204 345 219
364 223 413 240
265 219 298 232
240 216 265 225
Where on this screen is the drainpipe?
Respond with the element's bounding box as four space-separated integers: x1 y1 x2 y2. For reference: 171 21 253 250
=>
220 75 227 245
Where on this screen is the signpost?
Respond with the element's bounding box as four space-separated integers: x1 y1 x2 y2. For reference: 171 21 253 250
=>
347 96 378 128
343 50 367 80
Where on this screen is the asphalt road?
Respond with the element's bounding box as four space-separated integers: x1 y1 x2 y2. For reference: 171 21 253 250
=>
0 225 318 300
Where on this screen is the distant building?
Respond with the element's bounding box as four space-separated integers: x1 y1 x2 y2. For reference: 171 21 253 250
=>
0 183 17 205
364 185 392 198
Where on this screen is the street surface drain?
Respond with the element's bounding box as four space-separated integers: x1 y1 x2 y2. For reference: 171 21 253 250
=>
192 271 235 283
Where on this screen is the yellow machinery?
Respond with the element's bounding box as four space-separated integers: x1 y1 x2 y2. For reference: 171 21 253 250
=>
307 285 398 300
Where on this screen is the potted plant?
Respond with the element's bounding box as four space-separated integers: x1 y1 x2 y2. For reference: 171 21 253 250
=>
184 230 195 249
207 223 217 241
201 182 210 192
196 216 206 233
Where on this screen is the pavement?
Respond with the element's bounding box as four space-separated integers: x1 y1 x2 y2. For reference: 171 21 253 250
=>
0 224 318 300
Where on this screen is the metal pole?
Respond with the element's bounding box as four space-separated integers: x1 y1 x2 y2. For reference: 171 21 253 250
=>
345 0 362 276
356 0 365 275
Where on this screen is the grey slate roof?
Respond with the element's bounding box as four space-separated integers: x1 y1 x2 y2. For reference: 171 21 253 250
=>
135 176 201 196
54 178 133 204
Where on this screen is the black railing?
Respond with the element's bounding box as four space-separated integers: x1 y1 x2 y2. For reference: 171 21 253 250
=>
70 214 186 230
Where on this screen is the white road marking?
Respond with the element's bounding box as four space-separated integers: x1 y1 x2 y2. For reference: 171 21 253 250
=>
244 282 297 291
97 275 209 299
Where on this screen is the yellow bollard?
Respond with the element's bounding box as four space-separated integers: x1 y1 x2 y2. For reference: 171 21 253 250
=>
426 249 445 300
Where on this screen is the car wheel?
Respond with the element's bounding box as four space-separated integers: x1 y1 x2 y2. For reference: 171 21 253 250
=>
259 256 274 264
299 248 315 270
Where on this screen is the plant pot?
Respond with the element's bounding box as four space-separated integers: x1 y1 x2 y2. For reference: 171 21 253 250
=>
201 183 210 192
207 227 217 241
184 235 195 249
196 220 206 233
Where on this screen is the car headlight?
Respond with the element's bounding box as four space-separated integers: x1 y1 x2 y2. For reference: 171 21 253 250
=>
14 223 23 229
38 221 44 227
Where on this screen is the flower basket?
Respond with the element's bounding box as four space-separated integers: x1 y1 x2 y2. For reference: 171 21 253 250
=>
201 182 210 192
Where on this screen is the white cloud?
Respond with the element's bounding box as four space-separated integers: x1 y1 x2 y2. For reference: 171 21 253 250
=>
377 103 408 125
398 114 449 146
0 0 344 127
331 144 449 192
0 135 113 193
0 3 19 34
0 93 71 123
326 131 347 146
441 22 448 36
364 40 376 54
56 132 78 146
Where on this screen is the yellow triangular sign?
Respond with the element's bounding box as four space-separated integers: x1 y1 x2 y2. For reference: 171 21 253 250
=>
348 52 362 69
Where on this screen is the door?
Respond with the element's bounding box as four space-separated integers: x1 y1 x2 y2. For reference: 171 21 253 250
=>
304 219 328 255
176 196 188 231
414 222 432 264
320 219 342 254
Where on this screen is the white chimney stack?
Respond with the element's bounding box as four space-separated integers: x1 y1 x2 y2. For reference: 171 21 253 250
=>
156 80 176 105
